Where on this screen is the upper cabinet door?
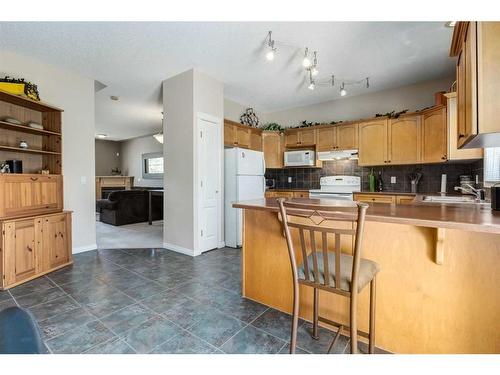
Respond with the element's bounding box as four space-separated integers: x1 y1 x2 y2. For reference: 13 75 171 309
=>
422 107 447 163
249 129 263 151
358 119 388 166
236 127 250 149
298 129 316 146
317 126 336 151
388 116 421 164
285 130 299 147
463 22 478 145
262 132 283 168
336 123 359 150
224 122 236 147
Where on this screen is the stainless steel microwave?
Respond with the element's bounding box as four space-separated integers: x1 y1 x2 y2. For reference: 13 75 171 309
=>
284 150 316 167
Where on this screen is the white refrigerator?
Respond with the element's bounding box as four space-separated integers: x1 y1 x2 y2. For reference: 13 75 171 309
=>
225 148 266 248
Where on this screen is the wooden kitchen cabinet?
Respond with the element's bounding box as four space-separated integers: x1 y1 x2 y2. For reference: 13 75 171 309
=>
451 22 500 148
265 191 295 198
388 115 421 165
224 119 262 151
421 106 447 163
262 131 283 168
445 92 483 160
0 174 63 219
336 123 358 150
317 123 358 151
358 119 388 166
285 128 316 148
1 212 72 290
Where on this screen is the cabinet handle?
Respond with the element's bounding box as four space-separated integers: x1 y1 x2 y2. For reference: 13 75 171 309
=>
30 177 38 181
442 155 447 160
27 246 33 252
458 134 465 138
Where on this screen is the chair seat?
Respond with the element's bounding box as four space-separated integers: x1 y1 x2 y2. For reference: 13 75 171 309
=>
298 252 380 293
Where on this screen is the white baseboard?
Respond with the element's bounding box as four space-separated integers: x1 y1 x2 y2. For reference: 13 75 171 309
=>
162 242 198 257
218 241 226 248
72 244 97 254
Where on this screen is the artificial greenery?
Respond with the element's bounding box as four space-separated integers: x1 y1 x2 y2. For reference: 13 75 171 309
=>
260 122 285 132
375 109 409 119
0 76 40 101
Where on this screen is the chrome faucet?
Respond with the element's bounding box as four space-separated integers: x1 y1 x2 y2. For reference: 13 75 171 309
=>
454 184 485 201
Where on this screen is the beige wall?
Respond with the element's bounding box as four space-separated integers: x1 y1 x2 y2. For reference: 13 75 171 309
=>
0 51 96 253
120 134 163 188
224 98 267 125
266 77 455 127
95 139 121 176
163 69 223 256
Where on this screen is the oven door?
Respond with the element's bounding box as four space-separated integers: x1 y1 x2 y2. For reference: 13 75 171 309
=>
309 192 353 200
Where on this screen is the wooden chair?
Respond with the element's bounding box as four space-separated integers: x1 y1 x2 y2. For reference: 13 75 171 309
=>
277 198 379 354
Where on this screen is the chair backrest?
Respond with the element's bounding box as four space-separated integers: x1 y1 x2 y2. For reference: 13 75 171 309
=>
277 198 369 294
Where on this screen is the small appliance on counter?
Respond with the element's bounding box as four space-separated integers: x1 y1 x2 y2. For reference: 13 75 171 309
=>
265 178 275 189
6 159 22 174
491 184 500 211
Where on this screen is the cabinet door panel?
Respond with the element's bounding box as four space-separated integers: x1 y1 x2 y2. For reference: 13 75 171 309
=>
336 123 359 150
388 116 421 164
463 22 477 143
249 129 262 151
285 131 299 147
236 127 250 148
422 107 447 163
42 214 70 269
358 120 388 166
224 123 235 146
262 132 283 168
299 129 316 146
317 127 336 151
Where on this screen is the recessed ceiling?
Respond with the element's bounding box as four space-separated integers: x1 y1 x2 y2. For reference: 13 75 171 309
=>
0 22 455 140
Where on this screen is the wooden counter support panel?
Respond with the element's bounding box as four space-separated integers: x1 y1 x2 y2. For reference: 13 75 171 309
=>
241 208 500 353
435 228 445 265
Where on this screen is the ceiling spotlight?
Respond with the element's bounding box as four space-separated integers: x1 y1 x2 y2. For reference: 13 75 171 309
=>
265 31 276 61
311 51 318 76
308 82 315 90
366 77 370 88
311 67 319 77
445 21 457 28
340 83 347 97
96 133 107 139
302 47 312 68
110 95 119 101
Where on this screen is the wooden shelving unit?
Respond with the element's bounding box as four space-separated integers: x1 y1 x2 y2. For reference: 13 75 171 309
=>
0 89 62 174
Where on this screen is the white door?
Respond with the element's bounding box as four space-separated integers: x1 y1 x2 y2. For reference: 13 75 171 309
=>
236 148 265 176
198 117 220 253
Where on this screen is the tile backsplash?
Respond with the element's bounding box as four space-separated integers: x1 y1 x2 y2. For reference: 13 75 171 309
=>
265 159 484 194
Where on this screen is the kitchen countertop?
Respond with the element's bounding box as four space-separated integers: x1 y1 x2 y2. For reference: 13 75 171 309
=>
233 197 500 234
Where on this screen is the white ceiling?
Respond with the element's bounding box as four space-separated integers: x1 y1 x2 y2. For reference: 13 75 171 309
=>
0 22 455 140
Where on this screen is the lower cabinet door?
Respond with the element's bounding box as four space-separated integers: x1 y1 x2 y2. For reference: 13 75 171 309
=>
3 218 41 286
42 214 70 269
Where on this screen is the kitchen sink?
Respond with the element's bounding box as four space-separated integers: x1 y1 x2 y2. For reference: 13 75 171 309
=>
422 195 477 203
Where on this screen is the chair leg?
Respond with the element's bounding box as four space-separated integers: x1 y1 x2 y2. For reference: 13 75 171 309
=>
289 281 300 354
350 292 358 354
368 277 376 354
312 288 319 340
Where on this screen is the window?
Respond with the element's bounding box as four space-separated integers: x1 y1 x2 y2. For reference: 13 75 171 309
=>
484 147 500 184
142 152 164 179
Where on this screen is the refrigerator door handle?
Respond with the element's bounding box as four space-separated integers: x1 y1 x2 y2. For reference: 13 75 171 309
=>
262 176 266 196
262 153 266 175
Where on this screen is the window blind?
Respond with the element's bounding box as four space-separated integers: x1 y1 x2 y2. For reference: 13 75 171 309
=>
484 147 500 182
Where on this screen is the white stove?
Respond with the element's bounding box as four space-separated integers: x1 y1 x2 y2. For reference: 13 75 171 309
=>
309 176 361 200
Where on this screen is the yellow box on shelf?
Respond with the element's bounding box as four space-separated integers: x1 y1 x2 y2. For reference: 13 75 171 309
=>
0 82 25 96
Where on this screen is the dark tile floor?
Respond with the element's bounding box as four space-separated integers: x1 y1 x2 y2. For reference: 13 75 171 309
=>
0 247 372 354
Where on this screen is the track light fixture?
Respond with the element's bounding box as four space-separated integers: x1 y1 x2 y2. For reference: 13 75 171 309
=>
265 31 276 61
302 47 312 68
340 82 347 96
310 51 319 77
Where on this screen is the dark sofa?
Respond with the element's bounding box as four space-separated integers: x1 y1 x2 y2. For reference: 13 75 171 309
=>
97 190 163 226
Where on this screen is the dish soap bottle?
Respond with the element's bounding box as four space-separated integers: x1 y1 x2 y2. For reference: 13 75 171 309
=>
377 171 383 192
369 169 376 192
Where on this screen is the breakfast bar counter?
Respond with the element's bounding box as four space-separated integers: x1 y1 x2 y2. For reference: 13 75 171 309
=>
233 198 500 354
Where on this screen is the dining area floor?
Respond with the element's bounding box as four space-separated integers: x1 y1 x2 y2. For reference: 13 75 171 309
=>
0 247 385 354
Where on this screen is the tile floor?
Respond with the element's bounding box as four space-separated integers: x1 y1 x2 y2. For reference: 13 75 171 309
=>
0 247 380 354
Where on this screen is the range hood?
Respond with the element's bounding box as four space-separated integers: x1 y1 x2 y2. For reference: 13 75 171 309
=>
317 149 358 161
